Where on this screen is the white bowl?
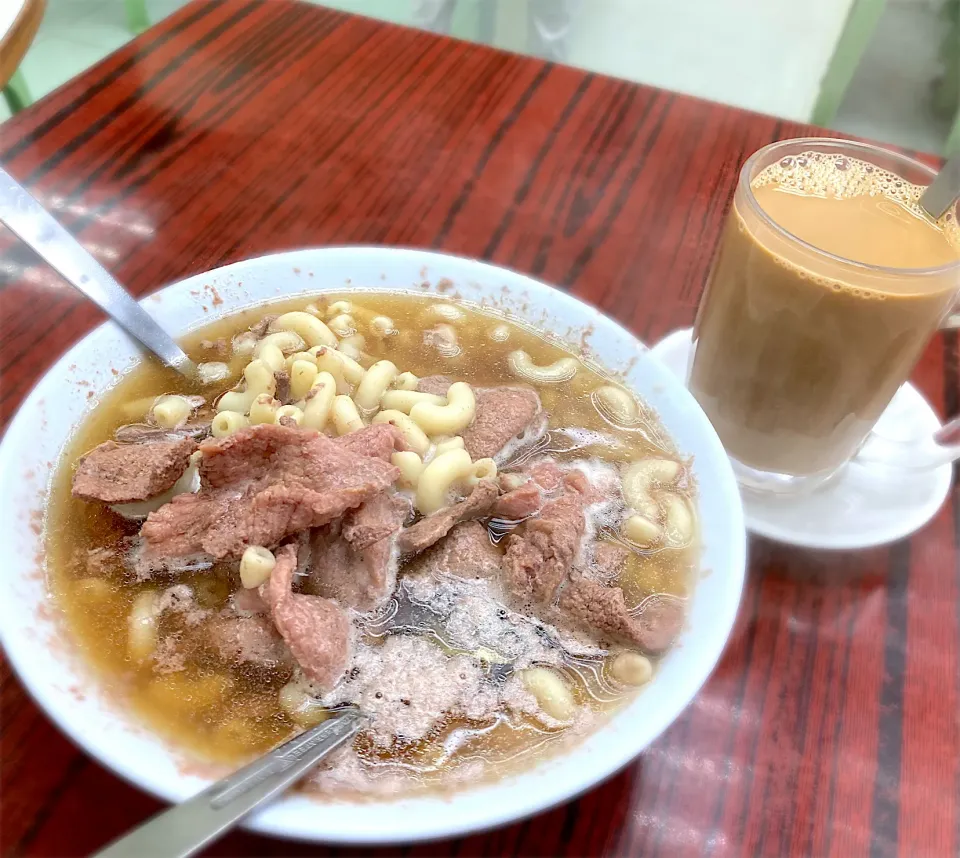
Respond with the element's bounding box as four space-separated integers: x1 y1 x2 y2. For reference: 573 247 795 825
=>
0 248 746 844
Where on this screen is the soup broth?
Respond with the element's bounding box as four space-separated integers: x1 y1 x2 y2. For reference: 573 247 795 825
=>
47 292 698 797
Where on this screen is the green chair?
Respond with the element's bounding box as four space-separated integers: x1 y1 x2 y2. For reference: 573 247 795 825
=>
810 0 887 127
2 69 32 115
125 0 150 35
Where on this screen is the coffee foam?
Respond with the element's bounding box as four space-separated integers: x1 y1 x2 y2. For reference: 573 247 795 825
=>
752 151 960 245
743 152 960 295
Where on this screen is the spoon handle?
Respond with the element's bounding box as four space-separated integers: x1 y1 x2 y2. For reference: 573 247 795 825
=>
918 153 960 219
0 167 195 377
92 710 363 858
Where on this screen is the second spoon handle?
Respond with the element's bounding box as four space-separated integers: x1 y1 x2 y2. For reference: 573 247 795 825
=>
0 166 195 377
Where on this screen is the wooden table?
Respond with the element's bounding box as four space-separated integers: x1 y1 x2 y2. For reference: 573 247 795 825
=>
1 2 956 856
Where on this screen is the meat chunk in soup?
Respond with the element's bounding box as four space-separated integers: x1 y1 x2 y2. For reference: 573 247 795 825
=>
463 386 545 461
492 481 543 520
261 544 352 690
410 521 502 579
558 580 684 654
500 476 588 609
72 437 197 504
308 494 410 612
141 424 401 561
342 493 410 551
396 480 499 555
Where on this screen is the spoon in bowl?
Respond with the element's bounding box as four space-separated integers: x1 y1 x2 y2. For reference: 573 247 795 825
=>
91 708 363 858
0 166 196 378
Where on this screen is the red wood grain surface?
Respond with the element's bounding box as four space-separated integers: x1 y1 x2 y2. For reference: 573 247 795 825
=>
1 2 957 856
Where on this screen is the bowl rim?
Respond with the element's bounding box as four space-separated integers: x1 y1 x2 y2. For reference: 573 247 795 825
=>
0 246 747 844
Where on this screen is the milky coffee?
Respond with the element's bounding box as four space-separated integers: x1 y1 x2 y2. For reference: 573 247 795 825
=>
690 151 960 479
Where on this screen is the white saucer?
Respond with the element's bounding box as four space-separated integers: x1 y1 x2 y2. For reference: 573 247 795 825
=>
650 328 954 550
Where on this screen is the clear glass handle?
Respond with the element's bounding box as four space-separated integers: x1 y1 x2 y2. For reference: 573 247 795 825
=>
857 409 960 471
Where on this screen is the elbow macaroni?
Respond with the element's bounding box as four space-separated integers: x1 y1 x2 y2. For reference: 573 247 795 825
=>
593 384 640 425
507 350 579 384
249 394 279 425
275 404 304 425
409 381 476 435
272 311 337 347
302 371 337 431
128 590 160 662
380 389 445 413
392 450 424 488
332 394 364 435
373 410 431 456
152 395 193 429
415 448 474 514
212 411 250 438
289 359 319 401
240 546 276 589
393 371 419 391
353 360 398 413
467 457 497 487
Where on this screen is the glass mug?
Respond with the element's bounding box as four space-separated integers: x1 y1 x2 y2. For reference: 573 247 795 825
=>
689 138 960 495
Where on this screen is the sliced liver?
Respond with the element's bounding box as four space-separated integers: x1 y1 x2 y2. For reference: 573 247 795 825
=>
72 437 197 504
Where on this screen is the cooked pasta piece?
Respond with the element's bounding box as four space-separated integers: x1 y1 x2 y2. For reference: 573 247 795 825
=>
275 404 304 426
507 350 578 383
372 410 430 455
380 389 445 414
466 457 497 487
128 590 160 662
353 360 398 413
393 371 419 391
433 435 465 456
593 384 640 425
415 448 473 514
152 395 193 429
211 411 250 438
249 394 279 425
520 667 576 721
370 315 396 338
302 371 337 431
332 394 364 435
239 546 276 588
289 359 319 401
328 314 357 337
271 311 338 347
392 451 424 488
409 381 476 435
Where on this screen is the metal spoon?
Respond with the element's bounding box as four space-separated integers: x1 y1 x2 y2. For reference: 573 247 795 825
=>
92 709 363 858
0 166 195 377
919 152 960 220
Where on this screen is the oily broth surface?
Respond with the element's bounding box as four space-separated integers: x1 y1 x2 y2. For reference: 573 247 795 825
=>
46 292 697 789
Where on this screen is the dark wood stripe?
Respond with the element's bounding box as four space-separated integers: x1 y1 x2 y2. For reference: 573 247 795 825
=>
870 542 910 858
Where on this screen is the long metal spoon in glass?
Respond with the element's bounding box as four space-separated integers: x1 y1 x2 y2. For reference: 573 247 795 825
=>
0 166 195 377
